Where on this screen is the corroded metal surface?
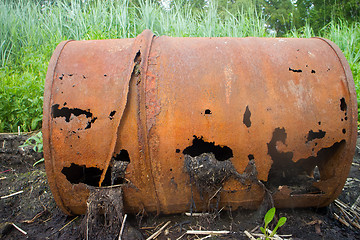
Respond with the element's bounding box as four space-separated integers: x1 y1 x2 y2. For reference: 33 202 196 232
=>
43 30 357 215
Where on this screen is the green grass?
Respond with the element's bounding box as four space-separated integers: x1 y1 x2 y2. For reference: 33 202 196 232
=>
0 0 359 132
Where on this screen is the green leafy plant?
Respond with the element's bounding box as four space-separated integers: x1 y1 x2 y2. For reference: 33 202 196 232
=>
257 207 287 240
19 131 44 166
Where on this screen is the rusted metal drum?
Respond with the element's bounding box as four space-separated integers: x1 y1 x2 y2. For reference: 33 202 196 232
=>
43 30 357 215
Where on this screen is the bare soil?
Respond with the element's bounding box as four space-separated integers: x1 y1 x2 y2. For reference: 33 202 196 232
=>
1 133 359 239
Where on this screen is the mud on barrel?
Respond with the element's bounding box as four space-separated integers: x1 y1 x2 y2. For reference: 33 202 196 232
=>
43 30 357 215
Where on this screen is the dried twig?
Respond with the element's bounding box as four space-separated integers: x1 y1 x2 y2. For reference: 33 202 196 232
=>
244 230 257 240
199 235 212 240
146 221 171 240
12 223 27 235
140 226 156 230
23 206 47 223
185 212 209 217
333 213 350 227
207 187 222 207
250 226 259 233
118 214 127 240
186 230 231 235
1 190 23 199
58 216 78 232
175 232 186 240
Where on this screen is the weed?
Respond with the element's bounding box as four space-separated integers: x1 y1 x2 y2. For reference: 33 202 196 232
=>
257 207 287 240
19 131 44 166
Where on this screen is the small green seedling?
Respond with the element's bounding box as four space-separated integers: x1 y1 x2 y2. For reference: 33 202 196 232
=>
19 131 44 166
257 207 287 240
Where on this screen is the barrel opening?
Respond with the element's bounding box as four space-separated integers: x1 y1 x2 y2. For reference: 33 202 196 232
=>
306 130 326 142
340 97 347 112
109 111 116 120
266 126 346 194
289 67 302 73
132 50 141 79
51 104 97 129
107 150 130 186
61 149 130 187
61 163 104 187
243 105 251 128
182 135 233 161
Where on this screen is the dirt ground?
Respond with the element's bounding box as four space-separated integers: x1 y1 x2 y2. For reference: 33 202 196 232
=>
1 133 360 240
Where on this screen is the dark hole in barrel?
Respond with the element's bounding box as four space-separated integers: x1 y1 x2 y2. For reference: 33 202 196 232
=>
289 67 302 73
132 51 142 80
183 135 233 161
266 127 345 194
340 97 347 111
107 149 130 185
248 154 254 161
342 129 346 134
109 111 116 120
113 149 130 162
62 150 130 187
205 109 212 115
311 70 316 73
306 130 326 142
85 117 97 130
176 149 180 153
62 163 103 187
243 105 251 128
51 104 92 122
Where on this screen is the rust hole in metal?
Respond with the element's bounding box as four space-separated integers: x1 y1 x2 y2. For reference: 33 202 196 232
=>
110 150 130 185
62 163 104 187
113 149 130 162
340 97 347 111
289 67 302 73
311 70 316 73
248 154 254 160
342 129 346 134
185 153 238 194
266 127 346 194
204 109 212 115
182 136 233 161
176 149 180 153
306 130 326 142
133 50 142 82
85 117 97 129
109 111 116 120
243 105 251 128
61 150 130 187
51 104 92 122
52 104 97 130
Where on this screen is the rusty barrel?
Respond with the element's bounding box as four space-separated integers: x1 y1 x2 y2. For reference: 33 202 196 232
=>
43 30 357 215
